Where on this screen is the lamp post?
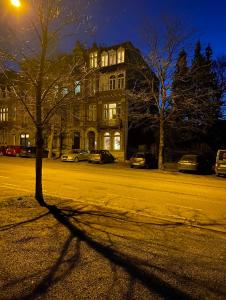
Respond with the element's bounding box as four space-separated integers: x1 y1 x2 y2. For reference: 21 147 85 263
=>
10 0 21 8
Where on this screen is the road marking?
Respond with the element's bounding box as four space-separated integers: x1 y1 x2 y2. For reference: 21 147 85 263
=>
0 184 32 193
167 204 203 211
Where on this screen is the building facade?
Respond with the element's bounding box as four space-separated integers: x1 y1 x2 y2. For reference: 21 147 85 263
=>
0 42 150 160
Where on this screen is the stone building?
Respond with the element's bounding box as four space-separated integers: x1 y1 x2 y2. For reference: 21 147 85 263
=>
0 42 151 160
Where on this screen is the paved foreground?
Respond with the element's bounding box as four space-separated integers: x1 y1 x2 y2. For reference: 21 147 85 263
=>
0 196 226 300
0 157 226 299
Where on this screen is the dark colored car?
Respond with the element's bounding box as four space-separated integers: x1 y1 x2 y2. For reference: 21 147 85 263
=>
215 149 226 177
130 152 157 169
88 150 115 164
177 154 213 174
5 145 23 157
0 146 7 156
20 146 48 158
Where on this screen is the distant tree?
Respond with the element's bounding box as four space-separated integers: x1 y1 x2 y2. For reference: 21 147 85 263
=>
171 42 223 147
213 55 226 118
0 0 94 206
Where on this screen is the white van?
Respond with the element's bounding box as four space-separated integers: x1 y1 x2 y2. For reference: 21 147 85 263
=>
215 150 226 176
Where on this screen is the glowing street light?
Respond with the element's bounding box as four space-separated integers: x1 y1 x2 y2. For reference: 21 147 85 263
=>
10 0 21 8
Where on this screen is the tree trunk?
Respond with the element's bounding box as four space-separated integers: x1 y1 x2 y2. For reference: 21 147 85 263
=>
48 124 54 159
35 126 46 206
158 116 164 169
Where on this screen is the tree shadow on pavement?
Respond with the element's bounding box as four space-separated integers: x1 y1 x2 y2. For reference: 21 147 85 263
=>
1 198 225 300
31 204 194 300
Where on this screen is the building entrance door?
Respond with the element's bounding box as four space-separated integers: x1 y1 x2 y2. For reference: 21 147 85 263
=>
88 131 95 150
73 132 80 149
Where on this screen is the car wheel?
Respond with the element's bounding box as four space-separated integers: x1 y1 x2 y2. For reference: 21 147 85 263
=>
74 157 79 163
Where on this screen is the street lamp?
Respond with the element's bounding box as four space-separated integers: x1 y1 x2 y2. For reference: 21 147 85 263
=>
10 0 21 8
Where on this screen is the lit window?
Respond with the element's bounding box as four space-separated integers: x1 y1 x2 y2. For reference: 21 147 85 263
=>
101 52 108 67
89 52 98 68
117 48 125 63
103 132 110 150
109 50 116 65
109 75 116 90
0 107 8 122
103 103 117 120
75 81 81 94
88 104 97 121
20 133 30 146
113 132 120 150
118 74 125 89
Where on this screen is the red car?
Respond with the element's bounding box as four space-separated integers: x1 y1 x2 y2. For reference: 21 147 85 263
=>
5 146 23 157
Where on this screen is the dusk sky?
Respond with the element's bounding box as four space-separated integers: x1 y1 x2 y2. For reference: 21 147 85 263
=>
0 0 225 59
75 0 226 58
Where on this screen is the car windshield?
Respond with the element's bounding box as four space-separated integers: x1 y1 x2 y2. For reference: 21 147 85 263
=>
181 155 198 162
219 151 226 160
67 150 79 154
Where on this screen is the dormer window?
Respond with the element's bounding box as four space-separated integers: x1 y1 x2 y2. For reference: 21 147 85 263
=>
109 50 116 65
101 51 108 67
117 48 125 63
89 51 98 68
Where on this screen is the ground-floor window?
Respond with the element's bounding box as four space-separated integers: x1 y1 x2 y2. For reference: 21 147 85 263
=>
113 132 121 150
103 132 110 150
20 133 30 146
103 131 121 151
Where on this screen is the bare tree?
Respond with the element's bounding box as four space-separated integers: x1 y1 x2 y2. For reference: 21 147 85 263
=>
0 0 94 206
129 19 193 169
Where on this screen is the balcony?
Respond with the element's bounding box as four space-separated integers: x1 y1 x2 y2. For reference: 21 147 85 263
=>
98 118 122 129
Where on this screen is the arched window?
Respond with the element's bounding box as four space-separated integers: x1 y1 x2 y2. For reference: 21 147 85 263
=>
117 74 125 89
103 132 110 150
117 48 125 63
109 75 116 90
109 50 116 65
101 51 108 67
113 132 120 150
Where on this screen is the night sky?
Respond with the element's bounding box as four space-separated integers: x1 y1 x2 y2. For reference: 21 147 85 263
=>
73 0 226 58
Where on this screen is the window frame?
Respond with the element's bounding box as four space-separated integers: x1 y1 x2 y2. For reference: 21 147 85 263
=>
101 51 108 67
117 48 125 64
113 131 121 150
109 50 116 65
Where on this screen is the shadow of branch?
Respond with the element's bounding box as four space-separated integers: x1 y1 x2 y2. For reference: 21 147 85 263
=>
43 204 193 300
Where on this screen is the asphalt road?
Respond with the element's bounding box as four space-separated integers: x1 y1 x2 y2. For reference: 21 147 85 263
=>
0 157 226 299
0 156 226 232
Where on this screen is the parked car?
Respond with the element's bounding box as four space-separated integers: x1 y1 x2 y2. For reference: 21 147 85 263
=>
215 149 226 177
61 149 90 162
20 146 49 158
130 152 157 169
5 145 23 157
177 154 213 174
88 150 115 164
0 146 7 156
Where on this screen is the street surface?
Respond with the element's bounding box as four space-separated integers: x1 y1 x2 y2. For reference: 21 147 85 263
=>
0 157 226 299
0 156 226 232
